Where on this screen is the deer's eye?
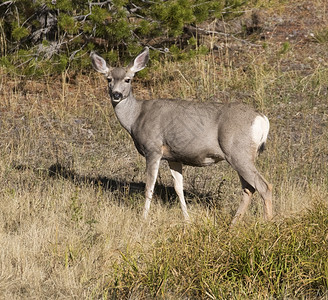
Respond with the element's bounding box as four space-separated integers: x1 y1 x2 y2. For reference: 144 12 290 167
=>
107 77 112 83
125 78 131 83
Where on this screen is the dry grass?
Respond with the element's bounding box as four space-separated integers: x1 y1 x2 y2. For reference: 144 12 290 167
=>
1 1 328 298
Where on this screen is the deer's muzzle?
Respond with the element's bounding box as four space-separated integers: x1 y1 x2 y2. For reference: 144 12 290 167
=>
112 91 123 101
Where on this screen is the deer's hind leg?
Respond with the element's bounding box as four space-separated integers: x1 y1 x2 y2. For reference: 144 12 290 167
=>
227 155 273 224
238 166 272 222
254 171 273 221
231 175 255 225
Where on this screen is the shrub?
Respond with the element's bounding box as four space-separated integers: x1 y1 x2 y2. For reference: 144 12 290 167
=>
0 0 246 76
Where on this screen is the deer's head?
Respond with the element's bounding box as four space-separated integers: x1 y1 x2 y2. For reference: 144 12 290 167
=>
90 48 149 105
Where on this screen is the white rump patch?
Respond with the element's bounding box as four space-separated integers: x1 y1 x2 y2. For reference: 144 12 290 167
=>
251 115 270 146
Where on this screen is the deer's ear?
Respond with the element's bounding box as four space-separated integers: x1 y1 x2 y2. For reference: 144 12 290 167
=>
128 47 149 73
90 52 110 74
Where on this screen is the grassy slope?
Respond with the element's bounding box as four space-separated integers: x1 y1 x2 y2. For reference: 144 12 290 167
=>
0 0 328 298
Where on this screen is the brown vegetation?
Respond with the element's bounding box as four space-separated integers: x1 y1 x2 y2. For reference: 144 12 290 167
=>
0 0 327 298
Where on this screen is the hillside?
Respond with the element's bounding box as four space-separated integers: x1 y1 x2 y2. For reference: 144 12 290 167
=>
0 0 327 298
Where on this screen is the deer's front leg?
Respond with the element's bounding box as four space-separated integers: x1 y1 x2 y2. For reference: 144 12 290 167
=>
143 154 161 219
168 161 190 222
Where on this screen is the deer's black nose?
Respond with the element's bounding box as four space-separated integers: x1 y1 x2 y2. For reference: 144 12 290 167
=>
112 91 122 101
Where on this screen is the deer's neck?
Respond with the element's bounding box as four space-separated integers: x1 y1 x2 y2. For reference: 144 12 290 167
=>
113 93 141 134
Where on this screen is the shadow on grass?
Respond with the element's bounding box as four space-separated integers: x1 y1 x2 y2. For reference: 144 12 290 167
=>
13 162 223 207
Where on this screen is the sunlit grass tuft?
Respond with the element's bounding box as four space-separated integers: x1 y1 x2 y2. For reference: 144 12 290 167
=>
108 201 328 299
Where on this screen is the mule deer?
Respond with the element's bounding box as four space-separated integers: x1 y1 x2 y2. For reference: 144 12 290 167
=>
90 47 273 224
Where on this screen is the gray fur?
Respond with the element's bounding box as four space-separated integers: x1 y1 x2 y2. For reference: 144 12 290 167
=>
90 48 273 224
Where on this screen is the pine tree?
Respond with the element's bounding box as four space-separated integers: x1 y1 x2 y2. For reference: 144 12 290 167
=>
0 0 246 75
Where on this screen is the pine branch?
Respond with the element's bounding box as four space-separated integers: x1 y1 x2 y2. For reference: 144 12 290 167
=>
185 25 262 47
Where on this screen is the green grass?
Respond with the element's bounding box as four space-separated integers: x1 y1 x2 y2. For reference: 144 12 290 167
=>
110 203 328 299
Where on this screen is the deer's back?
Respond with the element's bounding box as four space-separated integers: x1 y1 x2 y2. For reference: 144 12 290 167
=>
131 99 264 166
